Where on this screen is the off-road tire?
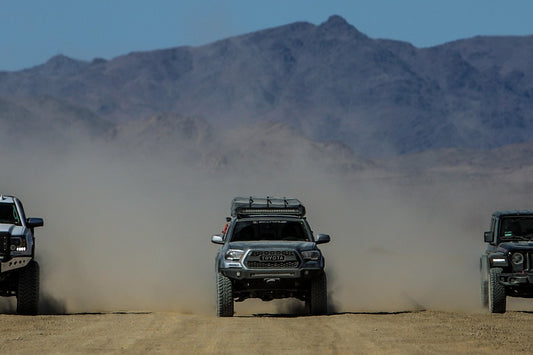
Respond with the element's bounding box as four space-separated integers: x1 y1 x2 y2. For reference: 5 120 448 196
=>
216 272 234 317
480 278 488 307
488 268 506 314
307 272 327 316
17 260 40 315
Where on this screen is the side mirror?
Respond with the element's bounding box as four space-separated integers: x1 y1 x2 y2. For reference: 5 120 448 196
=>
315 234 330 244
484 231 493 243
211 234 224 244
26 217 44 229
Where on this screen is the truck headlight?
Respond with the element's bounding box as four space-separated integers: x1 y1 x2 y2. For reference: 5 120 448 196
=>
512 252 524 265
301 250 321 261
225 249 245 261
10 237 27 252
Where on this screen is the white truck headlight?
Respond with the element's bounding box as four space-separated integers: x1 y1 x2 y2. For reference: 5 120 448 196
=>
301 250 321 261
10 237 27 252
225 249 245 261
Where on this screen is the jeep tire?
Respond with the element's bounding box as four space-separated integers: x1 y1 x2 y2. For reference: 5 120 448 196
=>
307 272 327 316
216 272 234 317
488 268 506 314
16 260 40 315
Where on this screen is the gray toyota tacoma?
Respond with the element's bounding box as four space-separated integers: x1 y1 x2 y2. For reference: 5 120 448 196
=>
0 195 43 315
211 197 330 317
481 210 533 313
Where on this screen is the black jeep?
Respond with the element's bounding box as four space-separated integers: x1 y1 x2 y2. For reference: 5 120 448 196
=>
481 210 533 313
211 197 330 317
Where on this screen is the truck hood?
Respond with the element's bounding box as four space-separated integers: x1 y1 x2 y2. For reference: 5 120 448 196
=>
498 242 533 253
228 241 317 251
0 224 24 235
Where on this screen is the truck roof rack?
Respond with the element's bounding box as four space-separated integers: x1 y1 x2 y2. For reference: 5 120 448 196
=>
231 196 306 218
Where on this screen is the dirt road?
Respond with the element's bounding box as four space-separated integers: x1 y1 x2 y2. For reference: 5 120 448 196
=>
1 310 532 354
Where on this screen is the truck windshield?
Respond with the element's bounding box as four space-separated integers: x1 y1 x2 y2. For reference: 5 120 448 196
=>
500 217 533 240
231 220 309 242
0 203 21 225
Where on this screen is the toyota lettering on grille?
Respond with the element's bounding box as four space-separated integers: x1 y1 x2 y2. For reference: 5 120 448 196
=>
260 254 286 261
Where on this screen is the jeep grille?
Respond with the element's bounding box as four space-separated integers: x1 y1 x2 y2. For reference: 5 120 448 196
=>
244 250 300 269
513 251 533 271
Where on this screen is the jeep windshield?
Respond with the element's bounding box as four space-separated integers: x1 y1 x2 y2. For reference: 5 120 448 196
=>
0 203 21 225
500 216 533 241
230 219 310 242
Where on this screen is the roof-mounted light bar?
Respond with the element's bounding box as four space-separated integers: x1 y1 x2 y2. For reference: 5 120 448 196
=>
231 196 306 217
238 208 302 215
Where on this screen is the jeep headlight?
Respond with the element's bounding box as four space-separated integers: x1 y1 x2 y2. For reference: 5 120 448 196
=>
490 256 508 267
301 250 321 261
225 249 245 261
512 252 524 265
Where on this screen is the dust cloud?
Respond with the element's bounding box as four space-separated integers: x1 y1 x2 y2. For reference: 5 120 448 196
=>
0 132 531 315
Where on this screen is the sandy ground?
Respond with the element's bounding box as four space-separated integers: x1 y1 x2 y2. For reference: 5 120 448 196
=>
1 310 533 354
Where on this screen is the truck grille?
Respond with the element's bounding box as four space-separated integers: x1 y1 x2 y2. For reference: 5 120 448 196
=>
244 250 300 269
0 233 10 259
246 260 300 268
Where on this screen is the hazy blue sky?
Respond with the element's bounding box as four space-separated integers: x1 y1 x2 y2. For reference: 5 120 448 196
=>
1 0 532 71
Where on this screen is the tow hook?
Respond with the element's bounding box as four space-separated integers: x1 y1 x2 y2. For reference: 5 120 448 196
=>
265 278 280 284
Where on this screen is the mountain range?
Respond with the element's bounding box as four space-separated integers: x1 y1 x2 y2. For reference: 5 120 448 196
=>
0 15 532 163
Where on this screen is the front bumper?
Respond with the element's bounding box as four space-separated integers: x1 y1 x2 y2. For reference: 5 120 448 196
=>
0 256 32 273
499 272 533 286
221 267 323 280
219 256 324 280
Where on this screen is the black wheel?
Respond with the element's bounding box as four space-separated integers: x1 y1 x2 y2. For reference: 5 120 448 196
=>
488 268 506 314
17 260 40 315
307 272 327 316
216 272 234 317
481 278 488 308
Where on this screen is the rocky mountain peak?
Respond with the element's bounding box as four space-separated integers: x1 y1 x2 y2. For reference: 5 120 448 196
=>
319 15 366 39
36 54 87 75
324 15 349 27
